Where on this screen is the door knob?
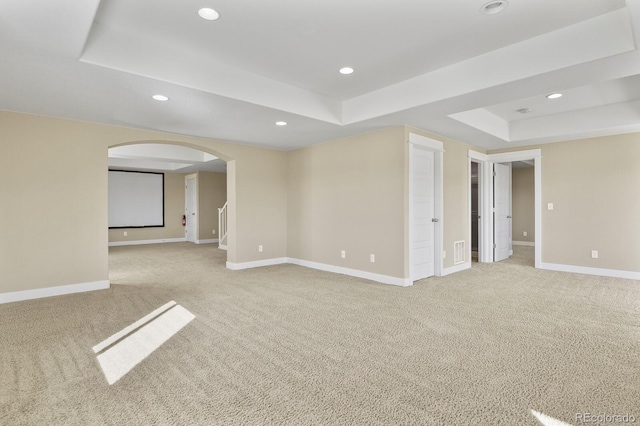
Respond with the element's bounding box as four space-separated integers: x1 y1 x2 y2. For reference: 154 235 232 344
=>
432 218 439 222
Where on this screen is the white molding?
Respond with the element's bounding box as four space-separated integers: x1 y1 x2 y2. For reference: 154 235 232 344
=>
540 262 640 280
109 238 186 247
226 258 289 270
513 241 535 247
408 133 445 152
0 280 110 304
288 258 412 287
468 150 488 161
487 149 541 163
441 262 471 276
195 239 218 244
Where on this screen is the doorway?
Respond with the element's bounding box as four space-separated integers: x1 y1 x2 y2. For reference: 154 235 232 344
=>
469 149 541 268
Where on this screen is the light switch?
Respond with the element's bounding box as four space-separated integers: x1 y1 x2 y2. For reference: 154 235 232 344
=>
547 203 554 211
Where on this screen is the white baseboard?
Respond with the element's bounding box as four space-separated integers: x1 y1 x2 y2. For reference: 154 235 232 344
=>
513 241 535 247
0 280 110 304
109 238 186 247
226 258 289 270
441 261 471 276
540 262 640 280
288 258 412 287
196 239 218 245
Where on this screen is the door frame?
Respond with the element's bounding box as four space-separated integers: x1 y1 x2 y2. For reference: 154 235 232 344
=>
409 133 444 280
468 158 487 263
469 149 541 267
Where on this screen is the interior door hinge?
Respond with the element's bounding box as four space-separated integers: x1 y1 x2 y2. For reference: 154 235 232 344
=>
493 243 497 249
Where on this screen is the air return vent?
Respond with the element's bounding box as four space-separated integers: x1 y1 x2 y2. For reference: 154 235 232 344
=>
454 241 465 265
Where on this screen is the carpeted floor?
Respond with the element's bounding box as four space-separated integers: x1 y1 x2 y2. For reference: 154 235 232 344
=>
1 243 638 425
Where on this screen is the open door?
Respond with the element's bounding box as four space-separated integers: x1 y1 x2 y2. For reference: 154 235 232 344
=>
493 163 511 262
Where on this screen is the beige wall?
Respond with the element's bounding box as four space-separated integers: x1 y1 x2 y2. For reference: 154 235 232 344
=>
0 110 287 294
490 133 640 272
108 172 185 243
512 167 535 243
2 109 637 298
198 171 227 240
288 127 406 278
287 125 479 280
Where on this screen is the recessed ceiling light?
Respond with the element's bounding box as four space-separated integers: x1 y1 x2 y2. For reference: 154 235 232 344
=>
546 93 563 99
517 108 532 114
480 0 508 15
339 67 354 75
275 121 287 126
152 94 169 101
198 8 219 20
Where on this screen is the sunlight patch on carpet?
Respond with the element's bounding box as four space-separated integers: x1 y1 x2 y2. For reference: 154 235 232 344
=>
531 409 573 426
93 302 194 385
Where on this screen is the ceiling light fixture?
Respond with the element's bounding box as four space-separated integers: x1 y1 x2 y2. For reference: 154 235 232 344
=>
198 8 219 20
339 67 354 75
546 93 563 99
517 108 532 114
152 95 169 101
480 0 508 15
275 121 287 126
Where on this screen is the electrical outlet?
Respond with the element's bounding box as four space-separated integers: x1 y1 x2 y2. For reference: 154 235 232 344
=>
370 254 375 263
212 229 216 235
258 245 263 252
591 250 598 259
124 231 127 237
341 250 346 259
523 231 527 237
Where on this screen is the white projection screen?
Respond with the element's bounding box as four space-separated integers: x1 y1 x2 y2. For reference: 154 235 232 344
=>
108 170 164 228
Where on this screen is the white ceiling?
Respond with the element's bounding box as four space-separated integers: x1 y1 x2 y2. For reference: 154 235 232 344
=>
3 0 640 154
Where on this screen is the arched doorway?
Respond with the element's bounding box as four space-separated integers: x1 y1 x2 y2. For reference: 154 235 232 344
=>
106 141 235 284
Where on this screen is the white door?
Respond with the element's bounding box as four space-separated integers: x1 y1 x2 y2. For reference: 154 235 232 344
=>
493 163 511 261
411 146 435 280
185 178 196 243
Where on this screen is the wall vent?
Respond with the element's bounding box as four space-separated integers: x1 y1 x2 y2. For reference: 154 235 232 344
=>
454 240 465 265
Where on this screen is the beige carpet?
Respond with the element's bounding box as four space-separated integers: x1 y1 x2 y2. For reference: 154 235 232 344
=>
1 243 638 425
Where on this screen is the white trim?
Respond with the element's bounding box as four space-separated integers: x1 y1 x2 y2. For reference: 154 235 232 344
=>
288 258 412 287
0 280 110 304
513 241 535 247
226 258 289 270
540 262 640 280
195 239 218 244
487 149 541 163
441 261 471 276
534 156 542 269
468 150 488 162
408 133 444 151
109 238 186 247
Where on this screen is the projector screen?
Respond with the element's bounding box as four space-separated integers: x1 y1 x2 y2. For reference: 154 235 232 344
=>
108 170 164 228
